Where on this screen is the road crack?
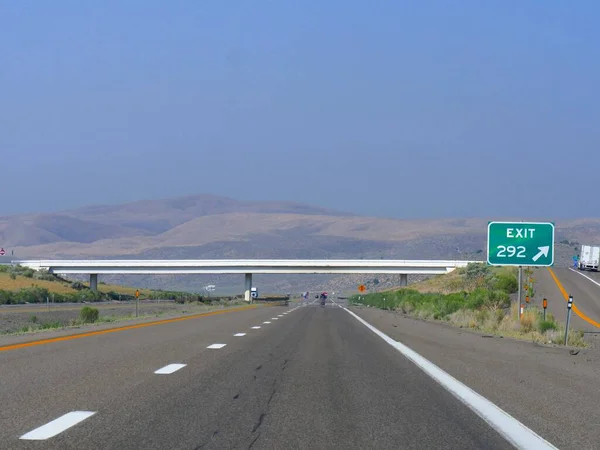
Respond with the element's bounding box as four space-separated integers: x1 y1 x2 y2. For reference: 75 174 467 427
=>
248 432 261 449
252 413 266 433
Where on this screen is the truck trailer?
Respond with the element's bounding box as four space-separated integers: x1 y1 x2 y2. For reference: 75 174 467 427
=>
578 245 600 271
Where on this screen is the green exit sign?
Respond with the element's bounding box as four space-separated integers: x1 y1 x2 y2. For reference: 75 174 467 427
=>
487 222 555 267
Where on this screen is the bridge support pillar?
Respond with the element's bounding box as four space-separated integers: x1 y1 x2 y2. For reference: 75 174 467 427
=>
399 274 408 287
90 274 98 292
244 273 252 302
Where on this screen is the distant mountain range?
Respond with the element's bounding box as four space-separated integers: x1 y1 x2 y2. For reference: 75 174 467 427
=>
1 194 598 292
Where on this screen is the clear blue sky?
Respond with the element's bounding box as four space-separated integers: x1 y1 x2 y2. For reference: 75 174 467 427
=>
2 1 599 218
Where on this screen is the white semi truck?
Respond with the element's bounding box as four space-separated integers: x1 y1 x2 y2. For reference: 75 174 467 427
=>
578 245 600 271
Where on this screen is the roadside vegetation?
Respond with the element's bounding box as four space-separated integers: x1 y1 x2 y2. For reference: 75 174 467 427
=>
351 263 586 347
5 298 247 336
0 264 212 305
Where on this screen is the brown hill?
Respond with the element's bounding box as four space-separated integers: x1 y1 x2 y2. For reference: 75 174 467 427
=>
1 194 599 292
0 194 351 248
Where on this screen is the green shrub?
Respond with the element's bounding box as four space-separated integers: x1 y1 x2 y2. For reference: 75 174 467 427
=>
484 290 511 309
492 274 518 294
40 321 62 330
33 269 57 281
71 282 86 291
464 263 491 281
22 269 35 278
0 265 10 273
80 306 99 323
464 289 487 310
538 320 558 332
9 272 16 280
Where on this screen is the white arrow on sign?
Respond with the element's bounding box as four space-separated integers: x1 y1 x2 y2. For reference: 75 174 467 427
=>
532 246 550 262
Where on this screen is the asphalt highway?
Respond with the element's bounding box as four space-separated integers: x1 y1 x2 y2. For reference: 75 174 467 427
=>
0 300 558 450
534 267 600 332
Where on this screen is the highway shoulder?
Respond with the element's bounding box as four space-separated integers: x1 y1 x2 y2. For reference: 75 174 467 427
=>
350 306 600 450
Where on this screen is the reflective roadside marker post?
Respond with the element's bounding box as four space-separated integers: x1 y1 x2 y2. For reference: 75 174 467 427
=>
135 290 140 318
564 295 573 346
543 298 548 321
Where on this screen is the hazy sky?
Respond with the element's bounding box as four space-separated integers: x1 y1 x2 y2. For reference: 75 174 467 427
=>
2 1 599 218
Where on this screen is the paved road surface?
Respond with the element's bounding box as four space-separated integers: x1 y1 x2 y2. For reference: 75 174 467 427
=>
0 301 531 450
534 267 600 332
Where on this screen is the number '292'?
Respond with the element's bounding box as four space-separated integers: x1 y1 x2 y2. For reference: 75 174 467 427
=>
497 245 526 257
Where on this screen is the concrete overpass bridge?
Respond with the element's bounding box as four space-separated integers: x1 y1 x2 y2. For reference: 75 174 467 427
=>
14 259 482 301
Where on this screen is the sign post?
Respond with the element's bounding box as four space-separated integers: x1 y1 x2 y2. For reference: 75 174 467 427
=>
135 290 140 318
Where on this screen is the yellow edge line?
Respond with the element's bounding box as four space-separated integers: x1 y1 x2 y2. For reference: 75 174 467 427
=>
0 304 258 352
547 268 600 329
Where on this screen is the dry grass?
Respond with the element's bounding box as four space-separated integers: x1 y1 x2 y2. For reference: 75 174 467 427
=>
0 273 76 294
409 271 466 294
0 301 246 335
95 283 153 296
447 303 586 347
409 265 518 295
0 273 153 297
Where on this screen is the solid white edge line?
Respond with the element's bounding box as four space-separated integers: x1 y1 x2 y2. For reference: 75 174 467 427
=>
343 308 558 450
20 411 96 440
234 333 246 337
207 343 226 349
568 267 600 288
154 363 187 374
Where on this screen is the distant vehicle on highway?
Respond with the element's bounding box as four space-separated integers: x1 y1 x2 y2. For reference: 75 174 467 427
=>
578 245 600 271
320 292 328 306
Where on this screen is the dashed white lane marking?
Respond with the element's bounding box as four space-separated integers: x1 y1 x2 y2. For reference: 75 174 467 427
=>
234 333 246 337
272 318 279 320
207 343 227 349
20 411 96 440
252 326 261 329
263 321 271 324
155 363 187 374
278 315 284 317
343 308 558 450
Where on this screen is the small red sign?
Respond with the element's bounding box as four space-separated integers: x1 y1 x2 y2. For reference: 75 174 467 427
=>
0 248 5 256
